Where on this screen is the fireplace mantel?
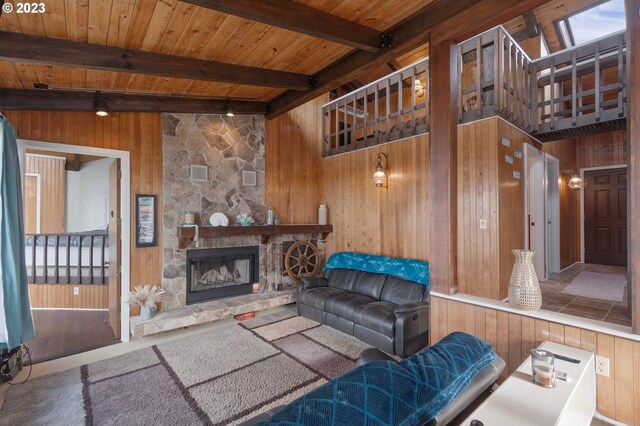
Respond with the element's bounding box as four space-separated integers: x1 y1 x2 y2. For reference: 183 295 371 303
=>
177 224 333 249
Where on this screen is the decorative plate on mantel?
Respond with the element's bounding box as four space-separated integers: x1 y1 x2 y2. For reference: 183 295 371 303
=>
209 212 229 227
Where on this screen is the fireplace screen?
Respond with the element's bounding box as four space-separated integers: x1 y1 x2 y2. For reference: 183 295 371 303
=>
186 246 259 304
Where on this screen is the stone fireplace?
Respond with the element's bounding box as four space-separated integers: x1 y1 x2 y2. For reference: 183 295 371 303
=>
186 246 259 304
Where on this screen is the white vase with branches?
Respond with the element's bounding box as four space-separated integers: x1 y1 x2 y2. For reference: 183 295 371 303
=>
129 285 165 321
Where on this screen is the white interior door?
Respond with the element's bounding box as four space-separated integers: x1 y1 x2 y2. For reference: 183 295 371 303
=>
545 155 560 274
525 145 546 280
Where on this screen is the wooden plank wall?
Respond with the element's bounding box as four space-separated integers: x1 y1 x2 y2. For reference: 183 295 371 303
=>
265 95 430 263
24 154 66 233
431 296 640 425
28 284 108 309
456 119 527 300
324 134 430 261
542 138 580 268
265 95 327 224
577 129 627 168
3 111 163 296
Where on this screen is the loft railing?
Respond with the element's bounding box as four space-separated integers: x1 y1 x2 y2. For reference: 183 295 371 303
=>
457 27 626 140
25 232 109 285
458 26 534 131
322 58 429 157
530 30 626 138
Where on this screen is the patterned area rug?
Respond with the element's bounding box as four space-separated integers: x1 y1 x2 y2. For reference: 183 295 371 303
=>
562 271 626 302
0 309 371 426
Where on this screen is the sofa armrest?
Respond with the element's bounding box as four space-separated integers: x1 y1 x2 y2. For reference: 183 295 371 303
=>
356 348 397 367
298 276 329 291
394 302 430 315
394 303 430 358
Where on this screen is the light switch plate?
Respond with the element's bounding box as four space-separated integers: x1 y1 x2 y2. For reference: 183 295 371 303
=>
479 219 487 229
74 287 79 296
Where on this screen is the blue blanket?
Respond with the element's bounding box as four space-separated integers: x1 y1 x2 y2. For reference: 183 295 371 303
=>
323 252 429 288
258 332 496 426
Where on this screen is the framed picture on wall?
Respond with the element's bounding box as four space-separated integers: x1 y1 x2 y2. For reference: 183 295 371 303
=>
136 194 157 247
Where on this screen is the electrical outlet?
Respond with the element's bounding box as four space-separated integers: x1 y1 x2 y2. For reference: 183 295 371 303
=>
73 287 79 296
596 355 610 377
479 219 487 229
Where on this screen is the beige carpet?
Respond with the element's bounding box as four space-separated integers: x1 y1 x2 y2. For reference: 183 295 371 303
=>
0 309 371 426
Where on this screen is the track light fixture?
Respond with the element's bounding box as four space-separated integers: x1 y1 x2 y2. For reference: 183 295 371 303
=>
94 92 108 117
225 99 234 117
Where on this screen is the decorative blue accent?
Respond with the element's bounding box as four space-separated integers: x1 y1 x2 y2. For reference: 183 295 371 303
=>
258 332 496 426
323 252 429 288
0 114 35 350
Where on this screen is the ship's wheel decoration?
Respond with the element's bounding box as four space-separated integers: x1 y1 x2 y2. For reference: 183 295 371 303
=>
284 240 320 282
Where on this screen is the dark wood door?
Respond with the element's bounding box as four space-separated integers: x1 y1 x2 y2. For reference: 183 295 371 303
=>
584 168 627 266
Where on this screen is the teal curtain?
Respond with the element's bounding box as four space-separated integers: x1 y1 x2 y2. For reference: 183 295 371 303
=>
0 114 34 350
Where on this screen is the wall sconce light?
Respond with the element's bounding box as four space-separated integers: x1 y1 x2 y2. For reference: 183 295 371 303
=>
225 99 235 117
567 169 586 190
373 152 388 188
414 79 425 97
94 91 108 117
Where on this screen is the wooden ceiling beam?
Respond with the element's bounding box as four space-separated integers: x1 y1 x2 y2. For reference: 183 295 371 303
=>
265 0 554 118
265 0 484 118
0 31 310 91
181 0 382 53
0 89 268 114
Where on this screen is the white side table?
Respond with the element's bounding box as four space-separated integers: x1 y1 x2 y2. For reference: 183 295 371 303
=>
463 341 596 426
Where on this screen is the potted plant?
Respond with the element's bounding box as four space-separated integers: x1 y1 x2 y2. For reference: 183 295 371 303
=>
129 285 165 321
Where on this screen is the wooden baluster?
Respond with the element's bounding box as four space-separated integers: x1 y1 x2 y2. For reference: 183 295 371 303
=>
374 86 379 143
515 49 521 124
550 57 555 129
54 235 60 284
363 88 369 144
499 31 506 114
43 235 48 284
31 236 36 283
617 33 624 117
424 61 430 128
101 235 106 284
385 79 390 141
89 235 95 284
507 41 513 118
595 42 601 122
571 50 578 126
578 76 583 118
397 75 402 134
411 73 417 129
493 29 501 113
342 98 347 149
66 235 71 284
530 61 538 132
77 235 82 284
322 106 326 155
475 37 482 117
457 50 463 122
334 102 339 151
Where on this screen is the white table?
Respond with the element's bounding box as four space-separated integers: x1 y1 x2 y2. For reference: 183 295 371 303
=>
463 341 596 426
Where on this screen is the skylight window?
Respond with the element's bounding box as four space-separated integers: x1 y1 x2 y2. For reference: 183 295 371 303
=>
559 0 626 47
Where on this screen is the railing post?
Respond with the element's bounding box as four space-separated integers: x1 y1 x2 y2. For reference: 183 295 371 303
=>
54 235 60 284
530 62 538 133
595 41 601 122
66 235 71 284
617 33 625 117
77 235 83 284
571 50 578 126
493 28 501 114
89 235 95 284
475 37 482 117
31 236 36 283
43 235 48 284
101 235 106 284
549 57 555 130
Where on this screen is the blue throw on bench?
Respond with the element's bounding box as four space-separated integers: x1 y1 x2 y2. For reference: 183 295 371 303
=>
323 252 430 288
257 332 496 426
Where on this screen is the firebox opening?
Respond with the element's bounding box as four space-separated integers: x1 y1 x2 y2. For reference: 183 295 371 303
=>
186 246 259 304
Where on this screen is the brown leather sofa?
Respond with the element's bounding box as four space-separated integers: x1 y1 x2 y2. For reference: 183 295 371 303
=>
296 267 430 358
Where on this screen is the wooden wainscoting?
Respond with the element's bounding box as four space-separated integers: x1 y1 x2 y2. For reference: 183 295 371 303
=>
29 284 108 309
431 296 640 425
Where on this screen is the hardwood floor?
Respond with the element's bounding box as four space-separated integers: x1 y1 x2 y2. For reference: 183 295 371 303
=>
540 263 630 327
24 309 118 364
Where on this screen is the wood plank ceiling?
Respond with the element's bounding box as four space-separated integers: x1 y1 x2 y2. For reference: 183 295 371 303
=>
0 0 605 116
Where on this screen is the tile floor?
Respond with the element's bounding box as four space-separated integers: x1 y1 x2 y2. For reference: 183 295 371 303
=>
540 263 630 327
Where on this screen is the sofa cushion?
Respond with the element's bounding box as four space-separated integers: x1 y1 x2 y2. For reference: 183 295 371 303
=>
380 275 427 305
325 293 376 320
352 301 396 337
351 270 387 300
298 287 347 311
325 268 358 292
